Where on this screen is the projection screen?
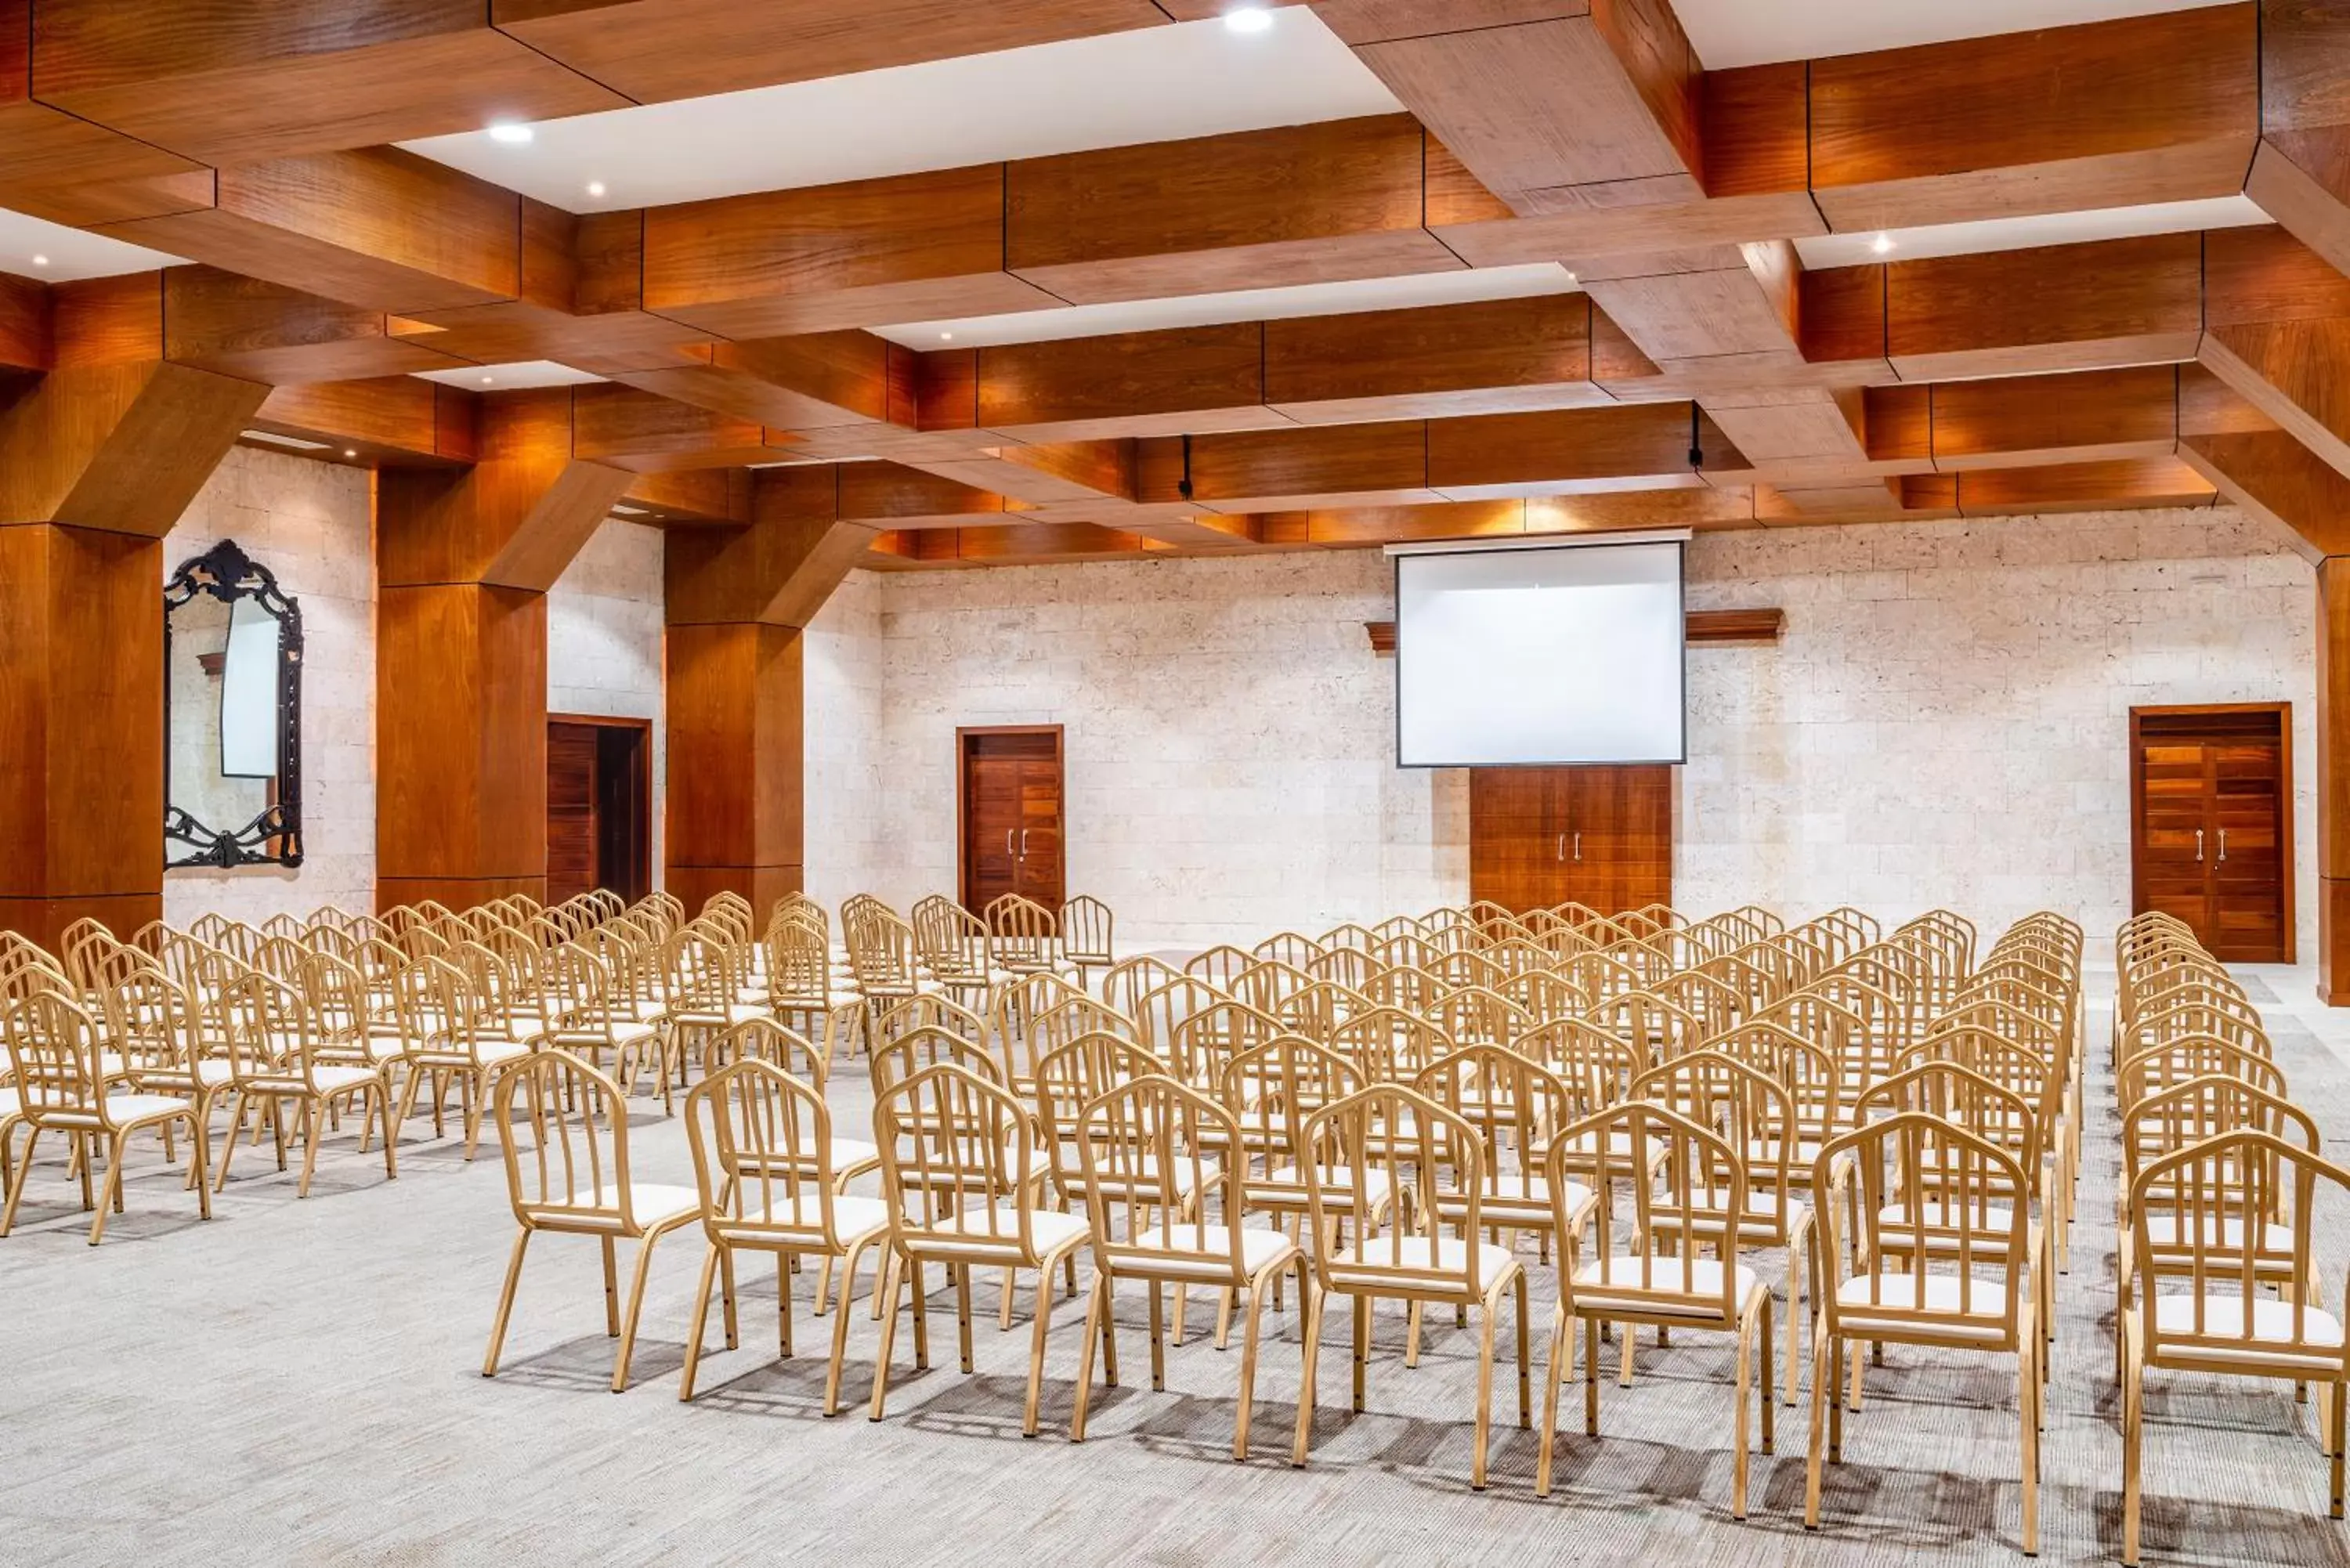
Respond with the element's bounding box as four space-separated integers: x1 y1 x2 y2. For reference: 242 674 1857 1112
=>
1394 539 1686 767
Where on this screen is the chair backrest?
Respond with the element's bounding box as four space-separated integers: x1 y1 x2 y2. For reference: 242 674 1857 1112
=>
493 1050 646 1230
2131 1131 2350 1375
1166 999 1278 1088
1415 1044 1580 1210
703 1015 825 1081
874 1063 1051 1259
1101 954 1183 1020
1184 943 1253 990
1274 979 1370 1042
1424 984 1532 1051
1131 974 1236 1059
1252 930 1321 967
1220 1034 1362 1175
1300 1084 1490 1299
1521 1016 1647 1105
1059 894 1115 964
1034 1031 1165 1187
2123 1074 2319 1185
1234 957 1314 1015
763 916 840 1006
867 1024 1003 1094
1005 991 1129 1086
2118 1033 2286 1116
685 1058 853 1253
985 893 1060 969
1814 1111 2031 1341
1328 1004 1453 1083
1549 1099 1749 1324
2 991 121 1125
1077 1074 1252 1284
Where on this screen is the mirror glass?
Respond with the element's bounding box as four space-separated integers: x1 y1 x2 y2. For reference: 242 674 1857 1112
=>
165 540 304 869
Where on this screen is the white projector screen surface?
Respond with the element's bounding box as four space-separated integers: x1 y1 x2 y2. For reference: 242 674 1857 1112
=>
1394 540 1686 766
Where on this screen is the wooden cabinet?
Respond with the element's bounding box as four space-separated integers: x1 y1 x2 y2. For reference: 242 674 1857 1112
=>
2131 704 2292 963
959 726 1065 911
1469 765 1672 915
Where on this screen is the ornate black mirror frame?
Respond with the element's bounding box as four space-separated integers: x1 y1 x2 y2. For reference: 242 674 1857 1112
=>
163 539 305 869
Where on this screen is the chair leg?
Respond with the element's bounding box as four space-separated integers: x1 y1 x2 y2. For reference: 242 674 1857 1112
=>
2120 1319 2143 1566
610 1230 665 1393
1022 1260 1058 1438
1759 1293 1776 1454
296 1097 325 1198
1515 1269 1532 1429
1292 1282 1326 1468
482 1228 532 1377
186 1111 212 1220
869 1252 905 1422
1585 1315 1602 1436
601 1236 621 1336
0 1126 40 1237
1805 1318 1831 1530
2330 1382 2346 1519
1148 1281 1167 1392
1072 1272 1108 1443
377 1086 398 1180
679 1244 721 1402
956 1263 976 1374
1235 1274 1269 1461
718 1245 740 1350
1731 1306 1755 1519
1351 1293 1370 1413
823 1240 866 1418
87 1130 131 1245
1472 1295 1501 1491
1535 1302 1571 1498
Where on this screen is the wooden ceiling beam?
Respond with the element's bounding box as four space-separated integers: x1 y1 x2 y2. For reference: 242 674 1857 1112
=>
2247 0 2350 280
2178 364 2350 558
1806 5 2258 232
566 384 801 472
252 376 479 466
2199 224 2350 481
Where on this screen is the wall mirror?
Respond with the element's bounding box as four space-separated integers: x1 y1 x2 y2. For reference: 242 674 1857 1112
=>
164 540 304 869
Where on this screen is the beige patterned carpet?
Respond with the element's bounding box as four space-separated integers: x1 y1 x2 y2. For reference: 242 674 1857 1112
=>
4 995 2348 1566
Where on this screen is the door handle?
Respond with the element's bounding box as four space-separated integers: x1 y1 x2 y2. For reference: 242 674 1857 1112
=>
1573 832 1582 862
1556 833 1564 862
2194 829 2204 862
1004 829 1014 856
1020 829 1029 858
2218 829 2228 863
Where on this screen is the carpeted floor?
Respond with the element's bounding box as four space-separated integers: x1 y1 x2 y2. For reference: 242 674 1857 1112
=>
5 990 2349 1567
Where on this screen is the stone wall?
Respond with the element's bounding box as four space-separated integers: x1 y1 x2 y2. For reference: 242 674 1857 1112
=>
546 518 669 879
803 505 2318 954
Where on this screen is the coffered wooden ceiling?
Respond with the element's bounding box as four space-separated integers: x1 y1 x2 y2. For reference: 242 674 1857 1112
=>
6 0 2350 570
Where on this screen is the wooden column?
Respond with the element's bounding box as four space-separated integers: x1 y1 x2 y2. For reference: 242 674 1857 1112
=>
663 467 876 919
0 274 264 948
374 388 633 913
2319 559 2350 1003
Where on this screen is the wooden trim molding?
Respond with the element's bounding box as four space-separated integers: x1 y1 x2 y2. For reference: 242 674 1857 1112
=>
1364 606 1784 655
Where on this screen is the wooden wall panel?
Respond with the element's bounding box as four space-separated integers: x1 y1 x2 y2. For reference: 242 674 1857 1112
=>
0 525 164 945
663 621 804 909
376 583 550 887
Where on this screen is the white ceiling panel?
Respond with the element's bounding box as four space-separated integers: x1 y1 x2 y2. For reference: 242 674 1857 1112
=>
1676 0 2223 70
400 12 1397 214
410 360 607 390
0 207 183 282
873 263 1582 349
1793 194 2268 269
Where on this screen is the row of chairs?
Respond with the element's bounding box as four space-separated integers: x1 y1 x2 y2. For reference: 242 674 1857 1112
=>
2110 912 2348 1566
480 905 2088 1552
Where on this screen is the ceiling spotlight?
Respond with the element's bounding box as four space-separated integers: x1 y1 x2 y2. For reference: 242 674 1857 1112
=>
585 180 606 198
480 375 495 385
1224 5 1274 33
342 449 358 458
938 331 954 341
1564 270 1577 283
487 121 535 144
29 254 48 267
1870 232 1893 255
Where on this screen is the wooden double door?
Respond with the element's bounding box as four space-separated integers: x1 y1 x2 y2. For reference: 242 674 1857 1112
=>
546 716 651 906
2131 704 2292 963
959 726 1066 911
1469 765 1672 915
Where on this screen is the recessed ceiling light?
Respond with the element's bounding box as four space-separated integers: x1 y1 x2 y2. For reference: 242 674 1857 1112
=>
30 254 48 267
938 331 954 341
240 430 331 452
479 375 495 385
1871 233 1894 255
487 121 534 144
1564 270 1577 283
342 449 357 458
1224 5 1274 32
585 180 606 198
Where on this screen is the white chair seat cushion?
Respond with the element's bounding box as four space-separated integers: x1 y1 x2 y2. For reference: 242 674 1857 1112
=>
1433 1173 1594 1219
588 1180 701 1229
830 1135 882 1171
1574 1254 1761 1313
1115 1223 1299 1282
2153 1293 2345 1360
1877 1200 2019 1235
727 1191 893 1244
1329 1235 1517 1293
913 1205 1090 1261
2141 1214 2294 1253
311 1064 382 1095
0 1087 19 1117
1835 1272 2016 1329
98 1092 196 1122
